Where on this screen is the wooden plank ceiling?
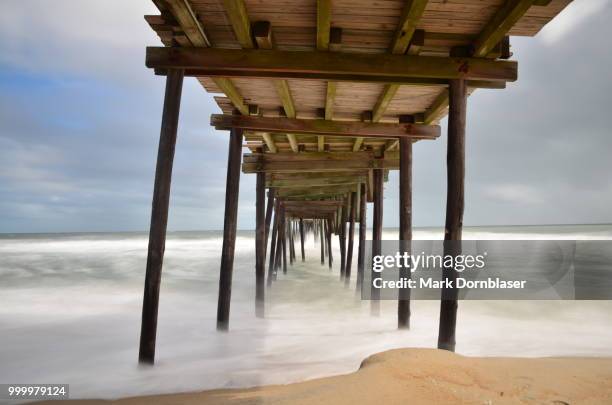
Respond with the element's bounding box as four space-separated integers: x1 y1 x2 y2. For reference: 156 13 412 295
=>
145 0 571 208
146 0 571 155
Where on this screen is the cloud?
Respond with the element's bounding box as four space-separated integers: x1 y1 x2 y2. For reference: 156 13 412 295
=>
538 0 610 45
0 0 159 85
0 1 611 232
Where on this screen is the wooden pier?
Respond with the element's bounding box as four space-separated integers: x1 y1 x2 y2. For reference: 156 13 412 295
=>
139 0 571 363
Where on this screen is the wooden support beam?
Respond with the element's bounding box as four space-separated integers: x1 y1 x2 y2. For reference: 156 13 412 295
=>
322 27 343 150
261 133 278 153
255 170 265 318
164 0 210 47
473 0 538 58
252 21 299 152
289 219 295 265
214 78 249 115
424 89 450 125
345 191 357 286
438 79 466 352
387 115 415 151
276 185 358 198
373 84 400 123
299 218 305 261
273 80 296 118
249 104 277 153
338 203 347 279
267 199 280 286
390 0 429 54
325 81 337 121
326 218 333 269
213 115 440 139
352 112 373 152
291 221 297 262
320 220 325 265
280 206 288 274
407 29 426 56
162 1 248 115
264 189 275 257
371 169 384 316
282 200 344 207
139 68 184 365
216 128 244 331
356 183 367 293
217 0 255 113
286 134 299 153
268 175 366 188
398 137 412 329
363 0 428 150
146 47 519 83
222 0 253 49
316 0 331 51
274 221 282 275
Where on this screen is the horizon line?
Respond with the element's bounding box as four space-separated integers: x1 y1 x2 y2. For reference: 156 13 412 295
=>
1 222 611 236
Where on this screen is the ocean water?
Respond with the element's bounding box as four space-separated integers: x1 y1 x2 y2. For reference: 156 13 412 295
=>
1 225 612 401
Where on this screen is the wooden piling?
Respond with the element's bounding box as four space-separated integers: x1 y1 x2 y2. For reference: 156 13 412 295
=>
371 169 383 315
216 127 244 331
326 218 333 269
291 220 297 262
289 219 295 265
139 68 184 364
267 199 280 286
299 218 306 261
264 189 275 256
280 208 288 274
356 183 367 293
323 219 328 258
345 191 357 286
398 137 413 329
320 220 325 264
339 205 347 279
255 170 265 318
438 78 466 352
274 224 282 274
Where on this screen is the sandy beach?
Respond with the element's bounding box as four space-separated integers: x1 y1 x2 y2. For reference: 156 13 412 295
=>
37 348 612 405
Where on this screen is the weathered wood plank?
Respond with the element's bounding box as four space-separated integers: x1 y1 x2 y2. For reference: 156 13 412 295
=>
390 0 429 54
424 89 449 125
299 218 305 261
371 168 384 315
252 21 299 152
438 79 466 352
222 0 253 49
473 0 538 57
163 1 249 115
139 68 184 365
164 0 210 47
212 115 441 139
356 183 367 292
398 137 412 329
267 199 280 286
345 191 357 286
255 170 265 318
261 133 278 153
216 128 244 331
146 47 519 83
268 176 366 188
316 0 331 51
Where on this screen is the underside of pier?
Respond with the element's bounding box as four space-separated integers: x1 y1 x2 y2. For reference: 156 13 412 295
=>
138 0 571 364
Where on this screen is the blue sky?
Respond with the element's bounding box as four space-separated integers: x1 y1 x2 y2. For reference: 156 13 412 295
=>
1 0 611 233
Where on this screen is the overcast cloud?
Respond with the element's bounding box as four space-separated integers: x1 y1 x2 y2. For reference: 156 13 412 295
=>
0 0 610 233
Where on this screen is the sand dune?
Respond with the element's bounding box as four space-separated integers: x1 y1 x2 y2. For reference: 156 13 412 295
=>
37 348 612 404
